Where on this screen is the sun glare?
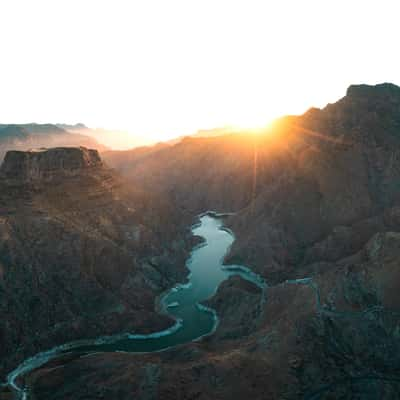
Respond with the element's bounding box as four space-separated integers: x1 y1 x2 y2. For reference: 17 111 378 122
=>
0 1 399 147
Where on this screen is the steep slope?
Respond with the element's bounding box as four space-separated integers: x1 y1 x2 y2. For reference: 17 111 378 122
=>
106 83 400 283
102 142 170 173
3 83 400 399
107 133 294 215
0 147 191 380
225 82 400 282
21 215 400 400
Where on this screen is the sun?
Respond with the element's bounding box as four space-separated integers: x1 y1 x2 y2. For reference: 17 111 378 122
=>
228 114 278 135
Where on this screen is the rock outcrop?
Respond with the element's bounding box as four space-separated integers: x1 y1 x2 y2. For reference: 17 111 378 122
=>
105 83 400 283
0 147 192 381
3 83 400 399
0 147 103 182
24 230 400 400
85 83 400 399
0 123 107 162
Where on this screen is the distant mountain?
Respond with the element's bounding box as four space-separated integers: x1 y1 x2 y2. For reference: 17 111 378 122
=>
102 127 252 167
192 126 248 138
102 142 170 172
3 83 400 399
55 124 153 150
0 125 30 141
166 126 250 145
55 123 88 131
59 123 239 150
107 83 400 281
0 123 108 161
92 83 400 398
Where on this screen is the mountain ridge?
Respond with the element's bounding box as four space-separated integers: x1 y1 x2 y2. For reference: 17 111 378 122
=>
2 83 400 399
76 82 400 398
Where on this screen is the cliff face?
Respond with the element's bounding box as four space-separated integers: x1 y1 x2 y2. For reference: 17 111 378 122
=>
3 84 400 399
105 83 400 283
0 147 191 380
24 234 400 399
0 124 108 162
223 83 400 283
0 147 103 181
72 83 400 399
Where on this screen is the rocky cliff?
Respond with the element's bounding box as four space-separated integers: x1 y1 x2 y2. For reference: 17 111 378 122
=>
24 236 400 399
105 83 400 283
0 147 102 182
77 83 400 399
0 147 192 381
0 124 107 162
3 84 400 399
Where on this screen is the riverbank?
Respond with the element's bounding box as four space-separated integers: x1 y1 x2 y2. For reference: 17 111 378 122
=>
3 214 266 399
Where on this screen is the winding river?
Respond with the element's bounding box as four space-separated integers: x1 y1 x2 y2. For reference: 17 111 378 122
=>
6 213 266 399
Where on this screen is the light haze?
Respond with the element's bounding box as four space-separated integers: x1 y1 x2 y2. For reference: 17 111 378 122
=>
1 0 399 145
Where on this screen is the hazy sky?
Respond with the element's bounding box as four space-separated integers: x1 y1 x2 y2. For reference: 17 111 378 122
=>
1 0 399 142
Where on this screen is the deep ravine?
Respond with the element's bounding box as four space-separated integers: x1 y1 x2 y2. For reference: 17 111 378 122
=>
4 212 267 399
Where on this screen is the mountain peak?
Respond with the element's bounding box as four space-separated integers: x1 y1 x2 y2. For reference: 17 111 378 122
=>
0 147 103 182
55 123 88 131
346 82 400 99
0 125 30 139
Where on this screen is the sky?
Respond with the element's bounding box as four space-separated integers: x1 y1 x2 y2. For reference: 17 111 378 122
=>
0 0 399 145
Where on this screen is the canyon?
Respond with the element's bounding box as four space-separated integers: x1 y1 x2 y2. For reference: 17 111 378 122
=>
0 147 193 387
1 83 400 399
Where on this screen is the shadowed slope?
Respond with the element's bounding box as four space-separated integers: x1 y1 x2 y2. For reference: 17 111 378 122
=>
0 147 192 380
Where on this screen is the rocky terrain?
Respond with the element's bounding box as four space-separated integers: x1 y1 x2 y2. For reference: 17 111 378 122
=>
2 83 400 399
0 124 107 162
0 147 193 382
102 143 170 175
72 83 400 399
105 83 400 282
20 236 400 399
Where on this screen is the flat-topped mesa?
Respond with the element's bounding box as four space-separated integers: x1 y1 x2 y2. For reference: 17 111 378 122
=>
0 147 103 182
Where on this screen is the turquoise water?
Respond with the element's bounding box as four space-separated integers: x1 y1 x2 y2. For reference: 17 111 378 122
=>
7 213 266 397
75 214 264 352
